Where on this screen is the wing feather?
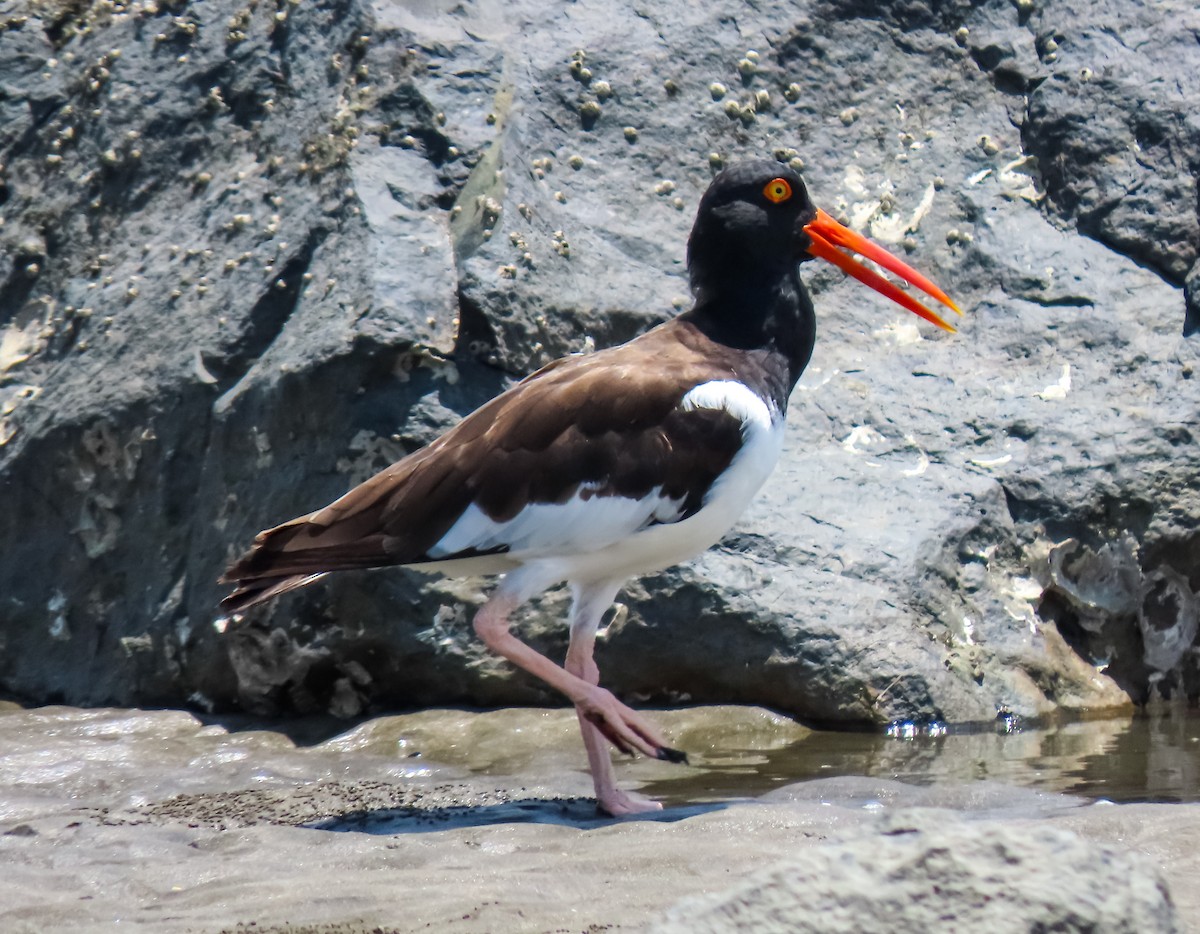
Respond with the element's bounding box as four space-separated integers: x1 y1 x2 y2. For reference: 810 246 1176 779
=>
220 319 747 611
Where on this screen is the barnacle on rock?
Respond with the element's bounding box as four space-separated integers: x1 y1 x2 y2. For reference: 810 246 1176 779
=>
579 100 602 124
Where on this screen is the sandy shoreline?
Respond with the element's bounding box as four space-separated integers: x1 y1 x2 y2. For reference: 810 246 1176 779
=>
0 704 1195 932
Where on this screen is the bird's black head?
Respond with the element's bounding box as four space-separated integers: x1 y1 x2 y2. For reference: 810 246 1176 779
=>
686 158 960 331
686 160 818 294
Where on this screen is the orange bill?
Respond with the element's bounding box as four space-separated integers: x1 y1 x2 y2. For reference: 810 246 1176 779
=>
803 209 962 332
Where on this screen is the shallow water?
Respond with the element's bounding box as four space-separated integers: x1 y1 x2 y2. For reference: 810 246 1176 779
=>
638 709 1200 808
318 704 1200 809
2 701 1198 819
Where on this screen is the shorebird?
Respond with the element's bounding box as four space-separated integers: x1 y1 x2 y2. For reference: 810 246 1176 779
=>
221 159 959 815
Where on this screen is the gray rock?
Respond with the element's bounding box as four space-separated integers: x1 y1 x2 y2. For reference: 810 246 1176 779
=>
0 0 1198 727
656 809 1178 934
1022 3 1200 287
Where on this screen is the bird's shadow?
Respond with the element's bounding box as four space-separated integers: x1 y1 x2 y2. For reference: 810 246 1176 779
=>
305 797 728 834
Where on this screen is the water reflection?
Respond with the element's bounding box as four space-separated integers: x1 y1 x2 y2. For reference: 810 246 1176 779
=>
637 709 1200 807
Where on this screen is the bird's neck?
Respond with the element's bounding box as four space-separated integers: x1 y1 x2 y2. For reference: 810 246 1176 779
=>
682 268 816 412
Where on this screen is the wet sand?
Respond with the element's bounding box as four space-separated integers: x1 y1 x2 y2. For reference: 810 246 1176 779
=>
1 704 1197 932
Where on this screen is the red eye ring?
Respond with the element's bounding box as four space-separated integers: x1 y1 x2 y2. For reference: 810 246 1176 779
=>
763 178 793 204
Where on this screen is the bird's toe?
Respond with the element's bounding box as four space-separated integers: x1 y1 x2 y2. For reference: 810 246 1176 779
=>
656 745 689 765
597 789 664 817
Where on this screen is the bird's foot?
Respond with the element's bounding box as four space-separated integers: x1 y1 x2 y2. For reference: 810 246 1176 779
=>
596 788 663 817
573 684 674 760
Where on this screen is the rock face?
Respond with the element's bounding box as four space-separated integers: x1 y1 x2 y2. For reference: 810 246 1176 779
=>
1 0 1198 722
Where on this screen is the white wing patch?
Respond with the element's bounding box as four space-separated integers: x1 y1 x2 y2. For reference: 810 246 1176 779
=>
426 379 784 583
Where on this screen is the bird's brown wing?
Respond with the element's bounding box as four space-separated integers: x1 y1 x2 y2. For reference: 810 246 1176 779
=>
219 320 745 613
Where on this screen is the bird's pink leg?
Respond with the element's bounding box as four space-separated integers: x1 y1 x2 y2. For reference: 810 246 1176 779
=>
472 590 676 765
565 582 663 816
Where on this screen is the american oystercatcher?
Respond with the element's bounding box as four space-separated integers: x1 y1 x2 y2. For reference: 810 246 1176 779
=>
221 160 959 815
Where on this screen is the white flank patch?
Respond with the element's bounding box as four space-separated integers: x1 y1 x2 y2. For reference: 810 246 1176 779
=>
677 379 783 525
429 488 686 558
428 380 784 586
679 379 776 427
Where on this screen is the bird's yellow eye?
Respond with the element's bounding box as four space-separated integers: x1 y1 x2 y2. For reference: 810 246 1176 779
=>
763 178 793 204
